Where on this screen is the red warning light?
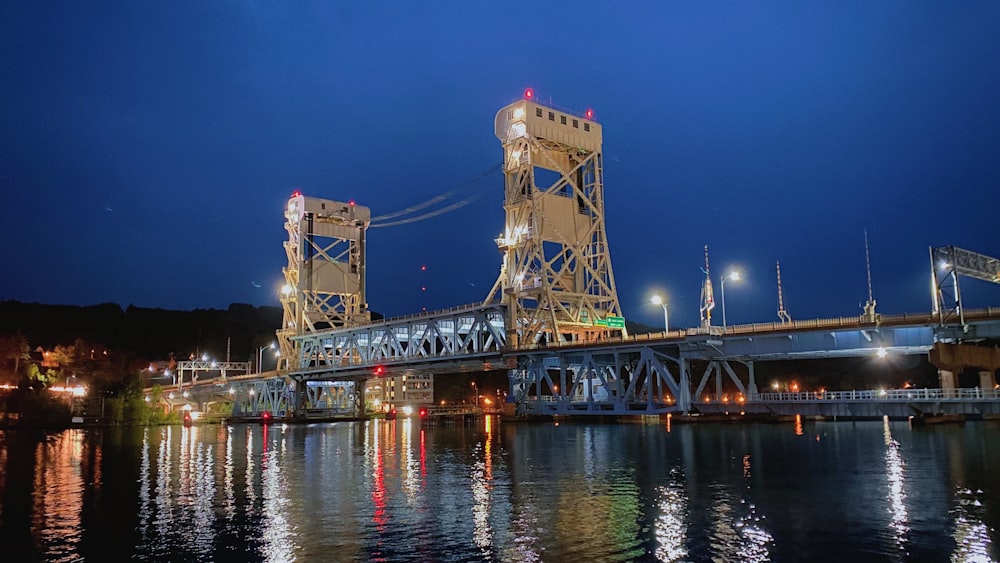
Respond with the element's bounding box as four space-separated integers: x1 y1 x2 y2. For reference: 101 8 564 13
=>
374 365 385 376
585 109 594 120
349 200 356 207
291 190 301 198
524 88 534 99
420 265 427 271
419 408 428 419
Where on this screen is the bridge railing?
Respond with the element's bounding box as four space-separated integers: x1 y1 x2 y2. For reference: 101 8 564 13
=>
508 307 1000 352
755 388 999 402
368 302 497 327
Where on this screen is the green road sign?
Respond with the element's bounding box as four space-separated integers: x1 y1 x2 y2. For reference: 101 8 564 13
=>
592 319 608 327
606 316 625 329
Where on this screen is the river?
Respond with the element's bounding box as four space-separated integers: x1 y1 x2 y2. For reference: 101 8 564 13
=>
0 416 997 562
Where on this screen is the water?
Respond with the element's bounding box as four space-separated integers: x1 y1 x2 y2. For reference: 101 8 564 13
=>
1 416 997 562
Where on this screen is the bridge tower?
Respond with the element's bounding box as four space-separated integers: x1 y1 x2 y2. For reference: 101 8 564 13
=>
277 192 371 370
485 90 625 347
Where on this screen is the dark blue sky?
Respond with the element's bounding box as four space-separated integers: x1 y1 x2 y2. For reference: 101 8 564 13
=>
2 2 998 329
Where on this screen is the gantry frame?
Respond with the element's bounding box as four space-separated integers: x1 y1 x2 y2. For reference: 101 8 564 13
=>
930 245 1000 326
484 93 625 348
278 193 371 370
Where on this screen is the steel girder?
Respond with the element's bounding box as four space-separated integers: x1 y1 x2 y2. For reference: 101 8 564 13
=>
509 346 685 415
290 304 506 379
229 379 359 417
232 378 291 417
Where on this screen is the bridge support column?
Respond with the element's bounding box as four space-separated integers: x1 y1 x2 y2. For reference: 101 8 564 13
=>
746 361 759 400
939 369 956 399
980 370 997 394
678 358 692 413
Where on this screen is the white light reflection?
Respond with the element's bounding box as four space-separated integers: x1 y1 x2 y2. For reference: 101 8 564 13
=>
735 454 773 563
706 455 773 562
190 429 216 556
653 468 688 562
472 415 495 552
259 424 295 562
224 425 235 521
401 418 420 503
951 487 995 562
883 416 909 552
138 427 152 547
155 426 173 546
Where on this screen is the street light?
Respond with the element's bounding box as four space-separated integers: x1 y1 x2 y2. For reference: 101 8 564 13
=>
650 295 669 332
257 342 277 374
472 381 478 406
720 270 742 330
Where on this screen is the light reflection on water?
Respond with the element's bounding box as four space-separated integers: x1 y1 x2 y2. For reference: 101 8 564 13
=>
884 415 910 556
0 419 998 561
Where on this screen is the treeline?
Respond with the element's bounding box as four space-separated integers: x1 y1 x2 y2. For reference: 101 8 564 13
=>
0 300 283 361
0 300 286 427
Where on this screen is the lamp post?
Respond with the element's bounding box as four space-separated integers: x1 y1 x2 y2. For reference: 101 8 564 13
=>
650 295 669 332
257 342 277 374
720 271 742 330
472 381 478 406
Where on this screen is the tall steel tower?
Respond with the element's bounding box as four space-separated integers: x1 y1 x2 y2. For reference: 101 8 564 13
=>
484 90 625 347
277 192 371 369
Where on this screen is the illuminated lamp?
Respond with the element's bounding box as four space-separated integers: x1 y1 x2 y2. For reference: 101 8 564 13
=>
585 109 594 120
524 88 534 99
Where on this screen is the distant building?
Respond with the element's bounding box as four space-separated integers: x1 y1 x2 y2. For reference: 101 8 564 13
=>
364 373 433 412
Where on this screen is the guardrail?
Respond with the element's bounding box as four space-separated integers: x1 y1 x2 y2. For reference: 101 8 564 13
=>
756 388 1000 402
507 307 1000 352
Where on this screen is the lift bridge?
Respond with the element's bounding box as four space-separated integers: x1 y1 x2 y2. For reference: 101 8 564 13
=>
213 90 1000 420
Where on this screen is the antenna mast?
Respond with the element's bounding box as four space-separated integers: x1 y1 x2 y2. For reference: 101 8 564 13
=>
862 229 877 323
776 260 791 323
699 245 716 327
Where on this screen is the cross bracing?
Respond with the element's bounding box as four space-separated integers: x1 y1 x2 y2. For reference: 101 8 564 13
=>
278 194 371 370
485 97 625 348
288 303 506 380
931 245 1000 325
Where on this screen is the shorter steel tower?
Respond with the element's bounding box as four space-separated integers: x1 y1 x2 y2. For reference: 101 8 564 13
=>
278 192 371 370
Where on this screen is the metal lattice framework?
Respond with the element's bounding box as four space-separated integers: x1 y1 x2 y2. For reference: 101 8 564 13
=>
230 379 358 417
931 245 1000 325
484 94 625 348
278 193 371 369
290 303 506 378
174 360 250 388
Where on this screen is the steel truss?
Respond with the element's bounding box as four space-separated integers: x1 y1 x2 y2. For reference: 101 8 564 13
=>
231 379 359 417
931 245 1000 325
510 345 677 414
509 343 763 415
291 303 507 378
174 360 250 388
279 194 371 370
232 378 291 417
485 97 625 348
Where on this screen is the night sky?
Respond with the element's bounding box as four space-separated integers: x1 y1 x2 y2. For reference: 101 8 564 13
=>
2 2 999 330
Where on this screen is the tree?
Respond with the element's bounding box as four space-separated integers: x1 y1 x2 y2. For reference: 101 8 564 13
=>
0 332 30 378
25 364 59 387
